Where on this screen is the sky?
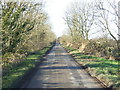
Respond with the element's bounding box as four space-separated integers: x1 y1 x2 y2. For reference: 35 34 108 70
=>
44 0 74 37
43 0 119 39
3 0 96 38
33 0 119 39
2 0 120 40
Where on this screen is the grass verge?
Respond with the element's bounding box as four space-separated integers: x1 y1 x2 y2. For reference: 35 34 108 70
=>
64 46 120 88
2 45 53 88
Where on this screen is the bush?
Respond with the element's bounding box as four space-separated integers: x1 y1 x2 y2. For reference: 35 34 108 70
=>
83 38 117 59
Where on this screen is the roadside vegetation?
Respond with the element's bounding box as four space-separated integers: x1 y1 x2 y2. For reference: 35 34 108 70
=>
2 45 53 88
64 46 119 87
1 0 120 89
1 0 56 88
59 0 120 88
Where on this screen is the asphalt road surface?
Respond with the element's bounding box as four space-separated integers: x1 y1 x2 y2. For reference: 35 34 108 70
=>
21 43 102 88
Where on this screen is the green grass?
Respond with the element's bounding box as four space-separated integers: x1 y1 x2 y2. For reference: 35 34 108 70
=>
64 46 76 51
2 59 37 88
64 46 120 87
2 45 53 88
26 55 40 60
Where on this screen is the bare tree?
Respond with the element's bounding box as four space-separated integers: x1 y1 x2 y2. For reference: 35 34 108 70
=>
64 1 97 51
96 0 120 58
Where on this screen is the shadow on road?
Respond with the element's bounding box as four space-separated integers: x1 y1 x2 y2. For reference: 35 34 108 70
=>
40 66 82 69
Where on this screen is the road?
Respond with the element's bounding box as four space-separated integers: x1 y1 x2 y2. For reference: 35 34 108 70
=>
21 43 102 88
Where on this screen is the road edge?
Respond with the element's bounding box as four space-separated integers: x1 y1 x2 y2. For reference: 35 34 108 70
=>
13 44 55 88
62 45 111 89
